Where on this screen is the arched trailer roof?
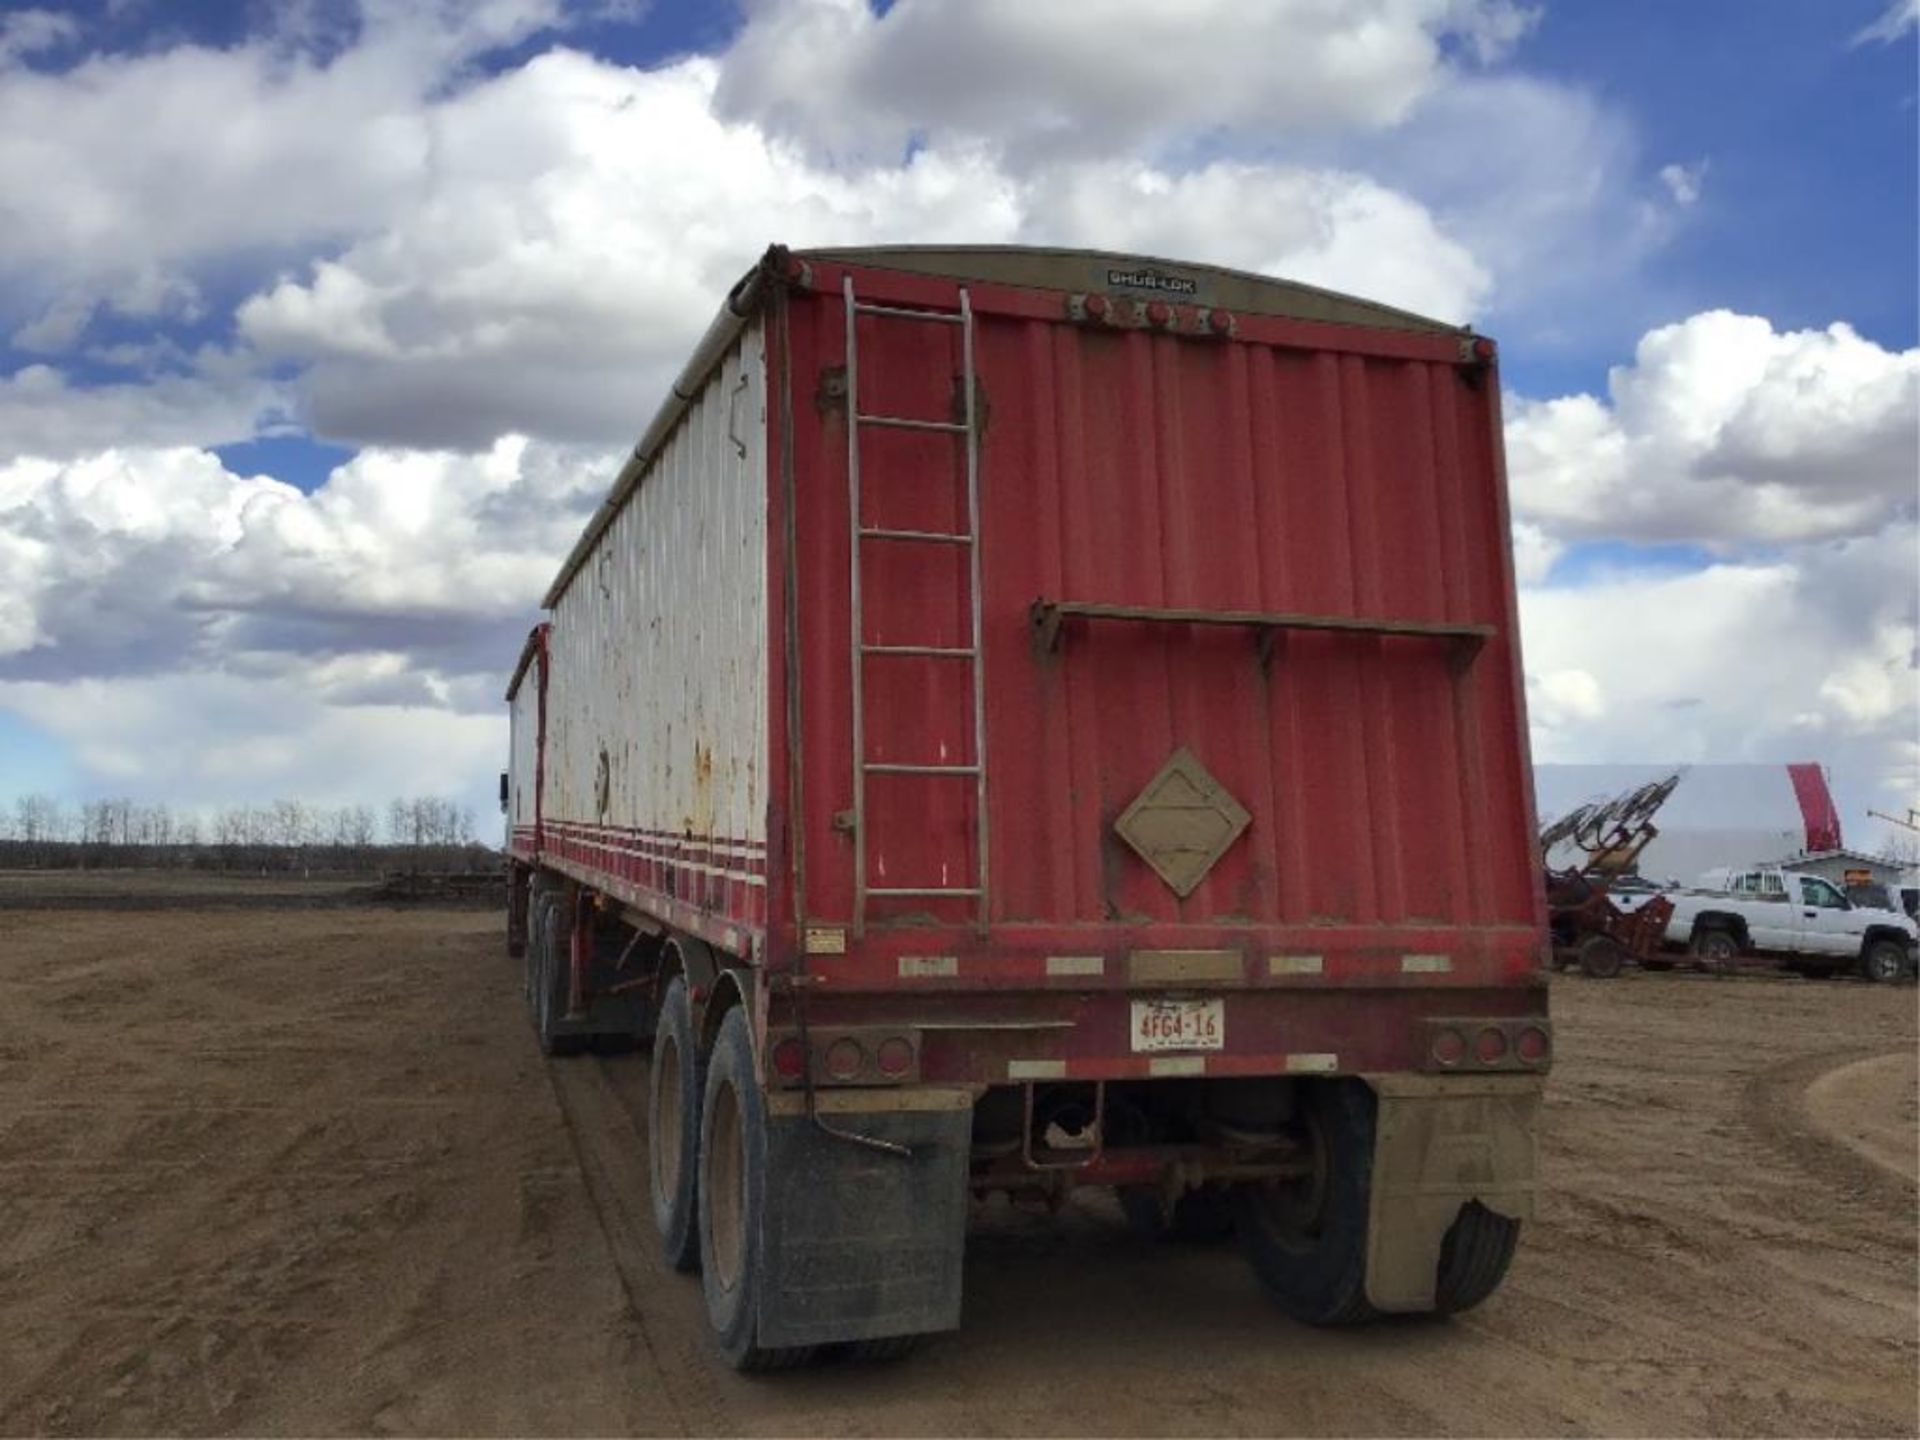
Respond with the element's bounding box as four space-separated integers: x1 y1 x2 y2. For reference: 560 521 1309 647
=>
541 244 1474 607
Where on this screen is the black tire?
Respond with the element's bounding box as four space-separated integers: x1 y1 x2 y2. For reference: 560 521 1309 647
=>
1691 926 1740 970
1576 934 1625 979
698 1006 816 1372
522 896 542 1005
506 873 528 960
533 899 586 1058
1119 1184 1238 1243
843 1334 923 1363
1858 938 1908 985
1433 1201 1519 1314
525 888 556 1007
1234 1079 1379 1325
649 976 705 1272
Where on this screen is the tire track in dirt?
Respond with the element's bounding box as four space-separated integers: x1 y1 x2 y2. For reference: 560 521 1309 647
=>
1742 1046 1919 1207
546 1058 737 1438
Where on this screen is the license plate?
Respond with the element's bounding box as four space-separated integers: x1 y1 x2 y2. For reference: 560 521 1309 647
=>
1130 998 1225 1053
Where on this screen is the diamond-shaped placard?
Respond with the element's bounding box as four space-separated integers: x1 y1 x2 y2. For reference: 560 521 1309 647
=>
1114 748 1251 898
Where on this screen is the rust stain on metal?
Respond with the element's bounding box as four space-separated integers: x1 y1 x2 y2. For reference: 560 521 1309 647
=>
1126 949 1244 984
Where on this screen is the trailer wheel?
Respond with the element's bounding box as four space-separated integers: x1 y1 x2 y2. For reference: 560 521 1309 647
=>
1233 1079 1379 1326
533 902 586 1059
1576 934 1625 979
843 1334 924 1363
699 1006 817 1372
525 895 553 1008
1432 1200 1519 1314
1118 1184 1237 1243
1858 938 1907 985
649 976 705 1272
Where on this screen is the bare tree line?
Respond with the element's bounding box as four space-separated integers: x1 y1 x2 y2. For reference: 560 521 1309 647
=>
0 794 488 874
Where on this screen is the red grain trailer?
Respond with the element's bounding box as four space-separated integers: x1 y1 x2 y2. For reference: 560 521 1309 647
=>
503 245 1550 1368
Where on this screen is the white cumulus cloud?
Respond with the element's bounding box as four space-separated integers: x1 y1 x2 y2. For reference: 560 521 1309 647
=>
1506 309 1919 545
713 0 1539 164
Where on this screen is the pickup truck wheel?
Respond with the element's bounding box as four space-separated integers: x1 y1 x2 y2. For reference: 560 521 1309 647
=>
649 976 705 1272
1576 934 1625 979
1233 1079 1378 1326
699 1006 817 1372
1858 939 1907 985
1691 927 1740 971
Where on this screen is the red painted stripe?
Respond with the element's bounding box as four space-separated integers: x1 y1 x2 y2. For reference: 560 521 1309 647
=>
543 818 769 852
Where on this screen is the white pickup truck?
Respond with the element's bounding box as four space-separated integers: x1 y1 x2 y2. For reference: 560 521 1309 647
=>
1616 866 1918 982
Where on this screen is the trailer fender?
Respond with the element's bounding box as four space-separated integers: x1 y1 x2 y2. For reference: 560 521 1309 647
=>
1361 1074 1541 1313
699 965 757 1053
664 932 720 997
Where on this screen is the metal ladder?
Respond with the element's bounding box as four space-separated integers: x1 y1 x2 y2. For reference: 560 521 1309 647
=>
843 275 989 936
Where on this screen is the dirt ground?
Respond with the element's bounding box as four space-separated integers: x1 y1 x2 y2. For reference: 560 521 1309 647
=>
1 903 1914 1438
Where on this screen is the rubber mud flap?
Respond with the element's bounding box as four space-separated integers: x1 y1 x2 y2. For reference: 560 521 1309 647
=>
1362 1074 1541 1313
753 1098 972 1349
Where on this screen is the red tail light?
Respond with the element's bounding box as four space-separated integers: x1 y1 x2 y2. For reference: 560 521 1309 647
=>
876 1036 915 1077
771 1037 806 1080
824 1037 865 1080
1423 1017 1549 1071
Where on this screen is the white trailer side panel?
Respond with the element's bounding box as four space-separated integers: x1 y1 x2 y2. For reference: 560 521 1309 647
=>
506 651 542 850
543 322 769 929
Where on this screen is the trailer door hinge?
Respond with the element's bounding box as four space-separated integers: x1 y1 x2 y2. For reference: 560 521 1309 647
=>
832 809 856 834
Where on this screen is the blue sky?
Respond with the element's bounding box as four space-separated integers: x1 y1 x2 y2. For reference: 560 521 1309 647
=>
0 0 1913 852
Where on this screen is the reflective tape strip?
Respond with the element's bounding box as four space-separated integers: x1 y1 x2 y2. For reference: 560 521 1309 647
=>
1045 954 1105 977
1008 1059 1067 1081
898 955 958 978
1286 1053 1339 1073
1268 953 1324 976
1148 1055 1207 1077
1402 953 1452 974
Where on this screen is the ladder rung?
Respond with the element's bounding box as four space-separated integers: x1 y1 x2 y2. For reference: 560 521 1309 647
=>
863 762 981 775
868 886 983 897
856 413 968 434
853 302 964 324
861 644 977 658
858 526 974 545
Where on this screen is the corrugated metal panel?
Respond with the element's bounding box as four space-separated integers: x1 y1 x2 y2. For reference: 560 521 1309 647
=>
506 645 541 846
543 321 769 932
785 262 1537 955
